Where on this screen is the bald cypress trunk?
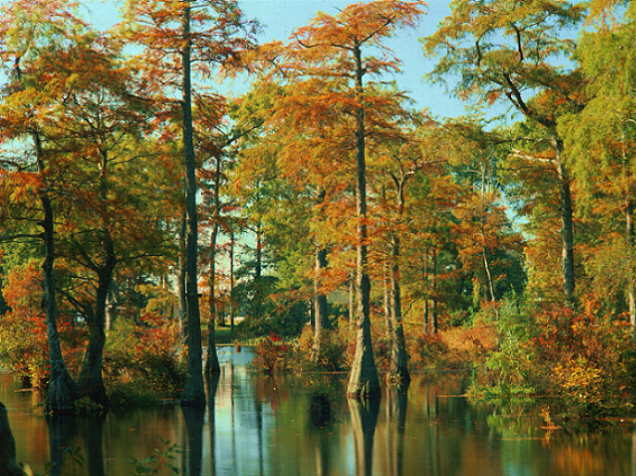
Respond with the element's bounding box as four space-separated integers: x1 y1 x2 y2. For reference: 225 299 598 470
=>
34 132 76 414
181 1 205 407
347 43 380 399
555 140 576 306
388 236 409 387
313 246 329 362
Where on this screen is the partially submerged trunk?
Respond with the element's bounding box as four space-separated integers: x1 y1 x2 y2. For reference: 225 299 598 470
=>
206 154 222 376
181 2 205 407
78 253 115 408
347 43 380 399
35 132 76 414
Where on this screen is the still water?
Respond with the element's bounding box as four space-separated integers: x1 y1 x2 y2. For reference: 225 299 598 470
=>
1 347 635 475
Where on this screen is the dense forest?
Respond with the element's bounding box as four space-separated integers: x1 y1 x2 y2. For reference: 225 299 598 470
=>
0 0 634 421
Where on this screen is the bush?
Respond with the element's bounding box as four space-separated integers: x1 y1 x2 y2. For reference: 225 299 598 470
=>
104 313 184 397
252 333 292 374
297 324 349 371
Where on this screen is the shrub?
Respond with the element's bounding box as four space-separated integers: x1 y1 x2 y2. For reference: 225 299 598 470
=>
252 333 292 374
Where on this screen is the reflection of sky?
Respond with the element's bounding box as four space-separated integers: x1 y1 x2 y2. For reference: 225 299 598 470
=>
3 352 636 475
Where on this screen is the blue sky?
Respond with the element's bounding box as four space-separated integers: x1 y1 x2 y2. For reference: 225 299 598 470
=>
81 0 469 118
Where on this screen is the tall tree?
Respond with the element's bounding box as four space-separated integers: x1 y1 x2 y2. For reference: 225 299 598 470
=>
0 0 87 413
123 0 257 405
423 0 586 305
268 0 425 398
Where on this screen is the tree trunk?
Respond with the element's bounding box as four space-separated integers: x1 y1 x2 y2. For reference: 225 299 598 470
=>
177 217 187 335
555 139 576 306
313 246 329 363
383 262 393 337
181 1 205 407
206 153 223 376
423 248 429 334
79 150 117 407
431 248 438 334
388 236 409 387
34 132 76 414
627 199 635 328
347 44 380 399
348 274 356 325
206 220 221 376
255 221 262 280
229 230 235 336
78 249 115 407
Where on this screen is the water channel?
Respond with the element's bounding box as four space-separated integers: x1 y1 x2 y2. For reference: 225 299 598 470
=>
1 347 634 475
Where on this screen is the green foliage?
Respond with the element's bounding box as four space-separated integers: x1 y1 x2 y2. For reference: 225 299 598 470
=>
104 316 184 398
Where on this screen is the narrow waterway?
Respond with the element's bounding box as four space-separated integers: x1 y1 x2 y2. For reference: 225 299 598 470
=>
1 347 634 475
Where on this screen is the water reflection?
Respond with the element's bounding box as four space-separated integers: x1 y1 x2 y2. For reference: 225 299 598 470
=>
384 388 407 476
0 401 24 476
207 374 220 476
348 397 380 476
2 352 636 475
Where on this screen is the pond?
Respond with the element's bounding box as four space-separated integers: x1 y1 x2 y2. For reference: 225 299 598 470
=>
1 347 635 475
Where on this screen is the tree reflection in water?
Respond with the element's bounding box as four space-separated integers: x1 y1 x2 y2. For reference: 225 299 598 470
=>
182 404 205 476
0 402 25 476
348 396 380 476
46 414 78 476
385 388 408 476
310 392 333 476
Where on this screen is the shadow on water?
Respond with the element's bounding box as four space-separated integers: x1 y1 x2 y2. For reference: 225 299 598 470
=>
0 401 25 476
181 404 205 476
309 392 333 476
46 414 78 476
348 396 380 476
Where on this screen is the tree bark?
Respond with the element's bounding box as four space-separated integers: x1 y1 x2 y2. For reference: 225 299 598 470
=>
383 262 393 337
78 245 115 407
423 248 429 334
431 248 438 334
229 230 235 335
348 274 356 326
177 216 187 335
181 1 205 407
34 131 76 414
206 219 221 376
555 139 576 306
388 236 409 387
347 43 380 399
313 246 329 362
206 154 222 376
627 199 635 328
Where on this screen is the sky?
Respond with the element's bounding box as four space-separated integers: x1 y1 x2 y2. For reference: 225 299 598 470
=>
80 0 470 119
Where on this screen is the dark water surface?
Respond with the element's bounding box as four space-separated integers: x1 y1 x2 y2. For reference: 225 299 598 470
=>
1 347 635 475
